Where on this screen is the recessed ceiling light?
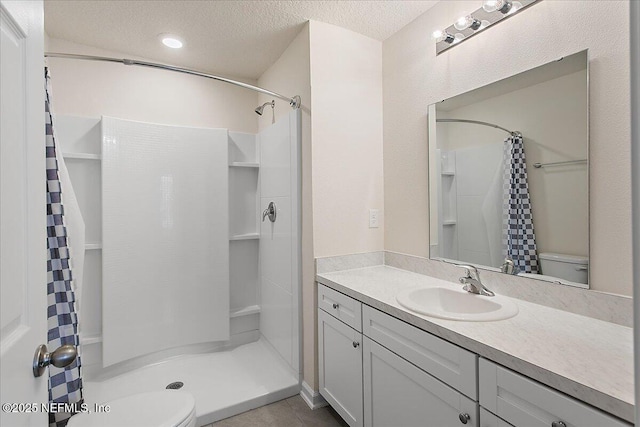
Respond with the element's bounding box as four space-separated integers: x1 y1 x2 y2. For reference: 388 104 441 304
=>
161 36 183 49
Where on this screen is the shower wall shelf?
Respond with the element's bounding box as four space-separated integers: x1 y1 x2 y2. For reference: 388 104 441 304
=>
85 243 102 250
229 162 259 168
443 220 457 226
62 152 101 160
230 305 261 318
230 233 259 241
441 171 455 176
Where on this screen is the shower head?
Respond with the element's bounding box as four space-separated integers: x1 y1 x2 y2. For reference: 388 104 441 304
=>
255 100 275 116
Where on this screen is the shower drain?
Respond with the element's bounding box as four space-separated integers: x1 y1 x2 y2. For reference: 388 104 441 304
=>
165 381 184 390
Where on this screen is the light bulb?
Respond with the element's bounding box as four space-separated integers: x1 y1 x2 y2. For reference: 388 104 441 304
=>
478 20 491 30
483 0 513 13
454 16 470 30
161 36 183 49
454 15 481 31
483 0 499 12
432 29 455 43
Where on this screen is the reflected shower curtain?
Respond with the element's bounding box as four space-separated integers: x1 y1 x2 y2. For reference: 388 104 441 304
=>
502 134 539 274
45 68 83 427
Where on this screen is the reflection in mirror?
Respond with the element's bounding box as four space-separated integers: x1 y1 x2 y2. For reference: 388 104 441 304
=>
428 50 588 288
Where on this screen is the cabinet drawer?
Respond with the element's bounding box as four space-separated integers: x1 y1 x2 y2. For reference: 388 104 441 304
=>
362 305 477 400
318 283 362 331
479 358 630 427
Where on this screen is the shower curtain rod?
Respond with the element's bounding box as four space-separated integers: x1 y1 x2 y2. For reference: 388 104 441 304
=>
436 118 520 137
44 52 301 109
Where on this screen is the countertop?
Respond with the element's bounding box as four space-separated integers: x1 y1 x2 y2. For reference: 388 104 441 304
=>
316 265 634 424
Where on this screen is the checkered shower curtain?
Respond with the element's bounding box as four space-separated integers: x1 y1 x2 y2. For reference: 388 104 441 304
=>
502 134 539 274
45 68 83 427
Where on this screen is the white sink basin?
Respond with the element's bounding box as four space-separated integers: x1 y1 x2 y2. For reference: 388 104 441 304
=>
396 286 518 321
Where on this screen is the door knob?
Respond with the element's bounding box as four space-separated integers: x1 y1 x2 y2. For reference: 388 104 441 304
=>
33 344 77 377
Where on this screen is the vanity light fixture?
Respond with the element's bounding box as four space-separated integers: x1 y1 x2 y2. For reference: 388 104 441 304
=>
434 0 539 55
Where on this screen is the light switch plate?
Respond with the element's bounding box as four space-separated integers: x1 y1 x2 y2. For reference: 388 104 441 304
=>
369 209 379 228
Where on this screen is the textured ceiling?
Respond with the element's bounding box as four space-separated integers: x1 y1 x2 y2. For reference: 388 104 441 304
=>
44 0 438 80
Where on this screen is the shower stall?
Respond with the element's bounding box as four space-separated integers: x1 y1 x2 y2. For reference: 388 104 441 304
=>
49 54 302 425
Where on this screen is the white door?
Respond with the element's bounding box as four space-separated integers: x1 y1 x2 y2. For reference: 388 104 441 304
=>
363 337 478 427
0 1 47 426
318 309 363 427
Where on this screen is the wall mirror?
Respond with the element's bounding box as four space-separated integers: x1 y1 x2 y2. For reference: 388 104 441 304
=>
428 50 589 288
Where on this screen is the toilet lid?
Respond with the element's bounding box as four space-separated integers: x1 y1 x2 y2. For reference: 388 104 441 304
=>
67 391 195 427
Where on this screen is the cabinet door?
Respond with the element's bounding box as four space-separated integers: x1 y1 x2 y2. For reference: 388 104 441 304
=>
480 408 514 427
318 309 363 427
364 337 478 427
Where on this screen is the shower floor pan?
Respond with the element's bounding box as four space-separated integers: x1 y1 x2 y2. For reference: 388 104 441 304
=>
82 338 300 426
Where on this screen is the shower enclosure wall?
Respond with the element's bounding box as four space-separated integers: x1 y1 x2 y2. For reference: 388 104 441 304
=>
54 104 301 424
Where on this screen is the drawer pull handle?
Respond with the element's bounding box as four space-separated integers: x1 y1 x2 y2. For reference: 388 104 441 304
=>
352 341 360 348
458 413 470 424
332 303 339 309
551 422 566 427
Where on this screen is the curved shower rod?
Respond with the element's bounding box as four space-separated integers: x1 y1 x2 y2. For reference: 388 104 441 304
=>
44 52 301 109
436 118 520 137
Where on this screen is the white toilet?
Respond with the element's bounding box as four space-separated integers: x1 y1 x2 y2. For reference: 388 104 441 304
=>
67 391 196 427
538 252 589 284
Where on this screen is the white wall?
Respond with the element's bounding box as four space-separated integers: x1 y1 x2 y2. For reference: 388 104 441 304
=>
100 118 229 367
47 38 258 133
309 20 384 258
258 111 301 377
257 24 313 388
383 1 631 296
258 21 385 391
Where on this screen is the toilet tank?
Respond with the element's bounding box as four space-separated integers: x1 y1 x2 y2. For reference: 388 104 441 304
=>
538 252 588 284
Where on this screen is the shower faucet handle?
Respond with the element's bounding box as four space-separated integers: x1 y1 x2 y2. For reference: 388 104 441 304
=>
262 201 277 223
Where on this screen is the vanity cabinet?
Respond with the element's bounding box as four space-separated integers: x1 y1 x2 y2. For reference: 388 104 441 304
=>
317 283 629 427
318 285 363 427
479 358 630 427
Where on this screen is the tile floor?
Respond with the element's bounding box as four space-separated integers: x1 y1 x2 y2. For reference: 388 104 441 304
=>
204 396 348 427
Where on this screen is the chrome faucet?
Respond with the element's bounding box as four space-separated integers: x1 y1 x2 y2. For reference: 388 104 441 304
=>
456 265 495 297
500 257 517 275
